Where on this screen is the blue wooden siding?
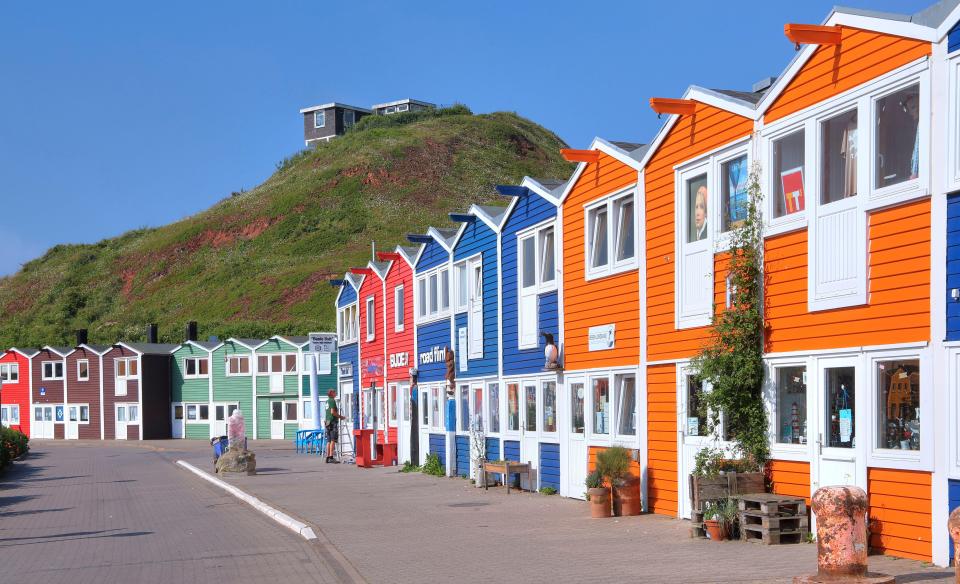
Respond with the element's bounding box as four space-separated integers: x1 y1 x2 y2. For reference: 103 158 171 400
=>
485 437 500 461
500 192 560 376
539 443 560 491
503 439 520 462
338 342 360 430
416 318 451 383
429 433 446 467
337 283 357 308
417 239 449 272
950 20 960 54
948 194 960 340
452 220 498 378
950 479 960 560
455 435 470 477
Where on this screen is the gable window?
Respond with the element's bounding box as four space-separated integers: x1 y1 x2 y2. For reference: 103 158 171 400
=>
343 110 355 129
613 196 635 263
587 205 609 270
77 360 89 381
314 111 325 128
42 361 64 380
821 109 858 204
591 377 609 435
184 357 209 379
720 155 749 233
338 303 359 344
394 285 405 331
115 357 138 396
415 266 451 322
518 222 557 349
771 130 805 218
539 226 555 284
874 84 920 190
676 163 714 329
614 374 636 436
467 258 483 359
225 355 250 375
586 188 637 278
686 173 709 243
454 262 468 312
0 363 19 382
440 268 450 312
256 353 297 375
366 297 376 341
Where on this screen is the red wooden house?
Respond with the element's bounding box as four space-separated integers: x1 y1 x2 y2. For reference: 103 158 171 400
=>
353 260 389 444
30 346 70 439
1 348 36 436
65 339 111 440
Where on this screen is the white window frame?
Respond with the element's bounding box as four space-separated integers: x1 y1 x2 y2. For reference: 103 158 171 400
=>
183 357 210 379
397 103 409 112
949 54 960 192
613 373 637 440
42 361 64 381
1 405 20 425
77 359 89 381
414 266 451 324
453 261 469 313
67 403 90 424
314 110 325 128
366 296 376 341
343 109 355 128
540 379 559 437
583 186 638 280
764 357 814 462
394 285 405 332
338 302 359 344
255 353 299 375
225 354 251 377
517 219 558 349
675 161 714 329
866 348 931 472
0 363 20 382
185 402 210 423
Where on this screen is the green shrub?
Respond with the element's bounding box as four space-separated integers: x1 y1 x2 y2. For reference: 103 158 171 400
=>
421 453 445 477
399 460 420 473
0 427 29 470
585 469 604 489
596 446 630 486
539 486 557 495
349 104 473 133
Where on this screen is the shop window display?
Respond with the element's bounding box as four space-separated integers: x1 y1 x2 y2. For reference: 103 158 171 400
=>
776 366 807 444
877 359 920 451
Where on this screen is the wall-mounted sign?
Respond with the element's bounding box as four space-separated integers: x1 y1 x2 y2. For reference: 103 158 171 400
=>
458 328 468 372
588 324 615 351
389 352 409 369
338 362 353 378
363 357 384 376
55 405 64 422
418 346 445 365
308 333 337 354
40 387 46 396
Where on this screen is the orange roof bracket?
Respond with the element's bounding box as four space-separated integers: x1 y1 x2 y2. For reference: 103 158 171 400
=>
649 98 697 118
784 24 842 51
560 149 599 163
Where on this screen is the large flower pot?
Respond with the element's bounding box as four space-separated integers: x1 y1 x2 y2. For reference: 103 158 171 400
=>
704 519 725 541
588 487 612 518
613 480 642 516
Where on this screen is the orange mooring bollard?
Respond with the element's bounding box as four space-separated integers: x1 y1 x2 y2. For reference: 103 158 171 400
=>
949 507 960 583
794 486 894 584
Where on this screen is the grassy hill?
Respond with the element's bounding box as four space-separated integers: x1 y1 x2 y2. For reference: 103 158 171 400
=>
0 107 572 347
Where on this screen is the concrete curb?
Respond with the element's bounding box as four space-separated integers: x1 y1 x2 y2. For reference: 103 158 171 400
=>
176 460 317 540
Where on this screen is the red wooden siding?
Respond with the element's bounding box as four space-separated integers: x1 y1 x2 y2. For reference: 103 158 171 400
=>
764 199 930 352
867 468 932 561
358 272 385 391
102 346 140 440
647 363 678 516
66 348 102 440
384 258 414 383
1 351 31 437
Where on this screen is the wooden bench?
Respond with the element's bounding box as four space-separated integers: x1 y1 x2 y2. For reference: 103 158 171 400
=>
481 460 531 494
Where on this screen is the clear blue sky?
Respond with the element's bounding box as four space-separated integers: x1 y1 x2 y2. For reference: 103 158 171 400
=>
0 0 932 276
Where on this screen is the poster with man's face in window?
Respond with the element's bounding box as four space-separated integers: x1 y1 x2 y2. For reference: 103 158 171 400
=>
687 174 708 243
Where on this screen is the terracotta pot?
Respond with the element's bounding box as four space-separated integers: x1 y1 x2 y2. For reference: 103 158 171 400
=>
588 487 612 518
613 480 642 516
704 519 725 541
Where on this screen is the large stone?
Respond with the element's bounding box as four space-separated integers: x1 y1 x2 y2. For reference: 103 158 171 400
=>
216 446 257 475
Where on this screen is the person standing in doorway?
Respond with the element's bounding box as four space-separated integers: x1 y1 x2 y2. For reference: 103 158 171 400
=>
325 389 345 463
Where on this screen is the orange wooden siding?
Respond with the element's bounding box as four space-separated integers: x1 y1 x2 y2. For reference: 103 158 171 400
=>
765 27 931 123
867 468 932 562
766 459 810 504
764 199 930 352
587 446 641 480
647 363 678 516
561 151 640 370
644 103 753 362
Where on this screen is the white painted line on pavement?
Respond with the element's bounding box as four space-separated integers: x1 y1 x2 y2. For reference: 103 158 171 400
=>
176 460 318 541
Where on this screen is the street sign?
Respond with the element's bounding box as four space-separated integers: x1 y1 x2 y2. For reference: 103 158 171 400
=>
40 387 46 396
308 333 337 354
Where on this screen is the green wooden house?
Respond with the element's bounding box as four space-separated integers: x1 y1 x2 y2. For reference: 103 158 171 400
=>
253 336 307 440
169 340 217 440
210 338 262 438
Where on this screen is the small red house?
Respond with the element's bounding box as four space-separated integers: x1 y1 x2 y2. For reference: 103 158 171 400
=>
1 348 36 436
378 245 417 454
30 346 70 439
65 343 111 440
354 260 389 443
103 342 175 440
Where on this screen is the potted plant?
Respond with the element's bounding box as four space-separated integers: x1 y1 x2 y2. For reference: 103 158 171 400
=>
585 470 611 518
703 498 738 541
596 446 640 516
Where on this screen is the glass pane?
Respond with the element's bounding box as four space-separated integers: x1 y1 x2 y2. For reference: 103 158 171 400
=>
418 279 427 317
542 382 556 433
44 408 53 421
686 376 707 436
199 359 209 375
431 387 440 428
473 387 483 431
1 409 6 423
773 131 805 217
826 367 855 448
429 274 438 314
56 363 64 377
592 378 609 434
239 357 249 374
687 174 709 242
521 237 536 288
488 383 500 433
186 405 197 420
389 387 397 421
615 198 634 262
35 408 42 422
129 406 138 422
286 402 298 421
79 362 88 379
616 375 636 435
396 288 404 327
877 359 920 450
80 406 89 422
174 405 183 420
117 360 126 377
459 385 469 431
117 407 126 422
272 402 282 420
422 390 429 425
128 360 137 376
11 406 17 422
216 405 225 421
285 355 297 372
540 228 555 283
507 383 519 431
69 407 78 422
571 382 585 434
821 109 858 204
721 155 749 232
441 270 450 310
402 387 410 422
776 366 807 444
875 85 920 189
589 207 608 268
303 401 312 420
524 384 537 431
271 355 282 372
199 405 209 420
258 355 269 372
456 264 468 309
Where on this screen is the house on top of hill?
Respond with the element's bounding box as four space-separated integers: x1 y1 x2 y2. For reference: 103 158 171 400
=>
299 98 437 146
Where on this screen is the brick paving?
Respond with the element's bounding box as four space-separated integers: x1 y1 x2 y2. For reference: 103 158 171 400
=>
169 440 954 584
0 441 356 584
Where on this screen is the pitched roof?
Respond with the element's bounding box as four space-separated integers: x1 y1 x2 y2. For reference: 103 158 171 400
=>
8 347 39 358
121 343 180 355
711 88 765 105
194 341 220 350
234 338 266 348
475 205 508 225
911 0 960 27
532 178 565 191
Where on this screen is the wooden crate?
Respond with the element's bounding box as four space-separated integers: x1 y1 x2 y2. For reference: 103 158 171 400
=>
690 472 765 512
737 493 807 517
740 512 809 531
741 524 808 545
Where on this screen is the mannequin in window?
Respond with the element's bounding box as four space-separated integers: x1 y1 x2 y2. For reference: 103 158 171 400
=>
693 185 708 241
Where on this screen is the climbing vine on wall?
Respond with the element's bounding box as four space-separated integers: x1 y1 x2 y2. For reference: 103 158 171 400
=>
691 162 768 470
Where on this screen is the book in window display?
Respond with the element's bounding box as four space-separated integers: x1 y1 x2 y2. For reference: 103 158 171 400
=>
780 167 805 214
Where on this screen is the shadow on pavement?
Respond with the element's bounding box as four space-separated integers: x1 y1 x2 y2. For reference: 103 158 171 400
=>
0 529 154 546
0 506 72 518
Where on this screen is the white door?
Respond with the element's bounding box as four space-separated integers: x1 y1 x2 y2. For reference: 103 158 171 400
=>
115 404 128 440
172 403 184 439
468 259 483 358
211 403 238 438
418 386 431 465
32 406 54 439
65 405 79 440
398 384 411 464
519 381 540 491
678 373 711 519
814 359 860 490
565 379 589 499
270 401 284 439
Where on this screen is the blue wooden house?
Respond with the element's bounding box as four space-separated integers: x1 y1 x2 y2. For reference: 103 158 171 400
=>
408 227 457 468
334 272 362 433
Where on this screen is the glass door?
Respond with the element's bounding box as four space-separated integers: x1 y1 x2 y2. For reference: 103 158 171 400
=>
565 379 588 499
679 374 710 519
815 358 859 489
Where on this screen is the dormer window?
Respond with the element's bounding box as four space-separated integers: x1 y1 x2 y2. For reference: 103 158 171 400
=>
585 187 637 279
314 111 325 128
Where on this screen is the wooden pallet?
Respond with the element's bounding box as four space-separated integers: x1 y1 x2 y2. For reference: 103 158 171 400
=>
690 510 707 539
738 493 807 517
740 512 809 531
741 524 808 545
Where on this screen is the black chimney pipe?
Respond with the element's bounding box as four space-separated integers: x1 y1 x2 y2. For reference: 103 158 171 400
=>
186 321 198 342
75 329 88 346
146 323 158 344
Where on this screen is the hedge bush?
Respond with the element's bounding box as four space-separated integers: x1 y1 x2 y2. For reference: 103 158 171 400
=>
0 427 29 470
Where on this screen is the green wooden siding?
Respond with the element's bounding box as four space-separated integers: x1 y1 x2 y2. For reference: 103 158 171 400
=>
254 338 301 439
212 341 254 426
171 344 210 404
185 423 210 440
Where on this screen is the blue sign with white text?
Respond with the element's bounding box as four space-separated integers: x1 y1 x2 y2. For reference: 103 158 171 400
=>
55 405 64 422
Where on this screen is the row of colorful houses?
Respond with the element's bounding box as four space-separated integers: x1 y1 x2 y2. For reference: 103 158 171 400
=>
0 326 338 443
331 2 960 566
